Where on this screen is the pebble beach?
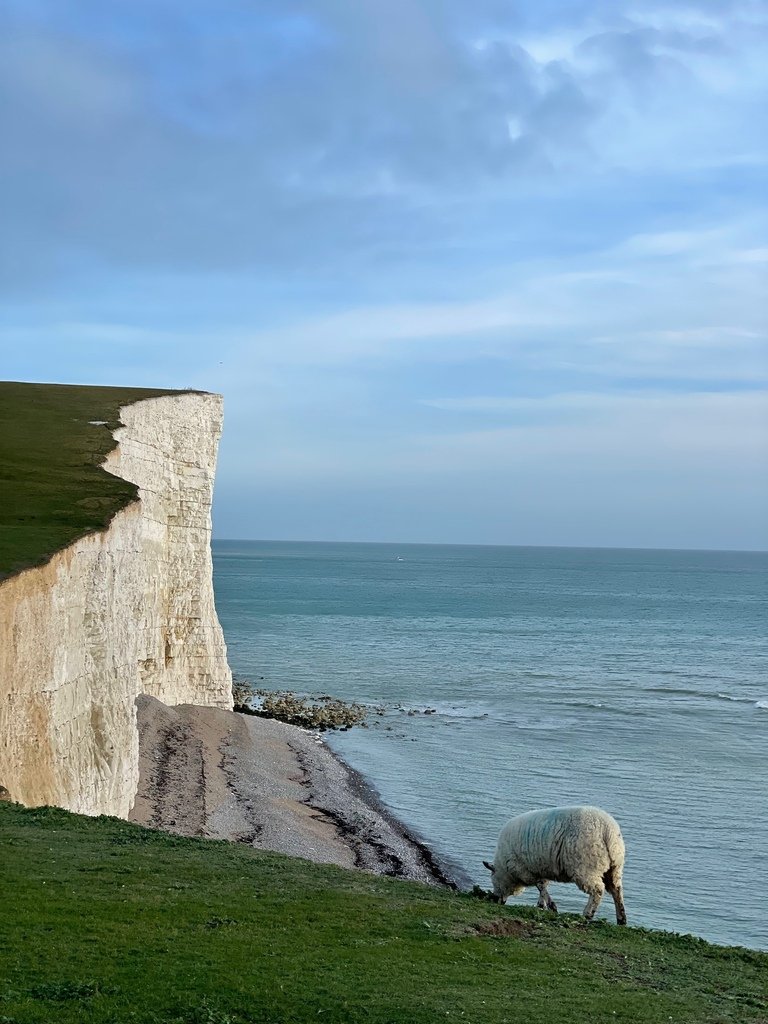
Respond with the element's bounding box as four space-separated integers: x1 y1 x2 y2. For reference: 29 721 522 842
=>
129 694 460 888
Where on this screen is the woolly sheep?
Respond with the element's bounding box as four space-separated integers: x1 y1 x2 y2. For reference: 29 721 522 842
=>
482 805 627 924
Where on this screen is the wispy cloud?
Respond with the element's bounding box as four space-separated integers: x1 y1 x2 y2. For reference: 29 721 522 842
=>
2 0 766 289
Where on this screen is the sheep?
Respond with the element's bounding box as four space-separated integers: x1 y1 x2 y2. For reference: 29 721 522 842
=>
482 805 627 925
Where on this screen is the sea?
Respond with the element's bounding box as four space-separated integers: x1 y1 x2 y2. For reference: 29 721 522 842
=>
212 541 767 950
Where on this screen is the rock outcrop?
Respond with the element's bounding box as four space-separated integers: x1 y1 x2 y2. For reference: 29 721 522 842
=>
0 392 232 817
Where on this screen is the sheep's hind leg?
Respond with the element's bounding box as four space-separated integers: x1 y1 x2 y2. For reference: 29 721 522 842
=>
603 870 627 926
535 881 558 913
579 880 605 921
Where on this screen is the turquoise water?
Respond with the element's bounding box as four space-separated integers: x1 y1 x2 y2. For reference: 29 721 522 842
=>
212 541 768 949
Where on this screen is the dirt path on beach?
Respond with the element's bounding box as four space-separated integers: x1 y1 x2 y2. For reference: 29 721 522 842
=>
129 695 453 886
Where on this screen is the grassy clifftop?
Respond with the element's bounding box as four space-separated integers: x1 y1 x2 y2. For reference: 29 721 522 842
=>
0 804 765 1024
0 381 189 580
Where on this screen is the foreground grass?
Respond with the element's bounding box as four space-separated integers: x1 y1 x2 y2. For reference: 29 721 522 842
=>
0 381 188 579
0 805 765 1024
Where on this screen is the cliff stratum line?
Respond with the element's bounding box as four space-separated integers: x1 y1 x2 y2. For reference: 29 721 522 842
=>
0 382 233 817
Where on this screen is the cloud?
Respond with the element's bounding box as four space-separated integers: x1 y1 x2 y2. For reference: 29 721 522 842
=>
207 212 767 394
2 0 765 293
616 227 727 257
415 388 768 445
409 391 768 472
3 209 763 401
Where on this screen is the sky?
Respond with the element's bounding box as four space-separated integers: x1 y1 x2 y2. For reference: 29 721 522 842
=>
1 0 766 550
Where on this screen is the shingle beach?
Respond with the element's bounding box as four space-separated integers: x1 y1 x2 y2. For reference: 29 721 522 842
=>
130 695 459 888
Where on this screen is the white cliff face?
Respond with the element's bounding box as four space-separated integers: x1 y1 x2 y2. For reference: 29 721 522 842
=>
0 392 233 817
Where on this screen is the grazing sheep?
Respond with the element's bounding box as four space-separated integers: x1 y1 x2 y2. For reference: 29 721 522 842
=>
483 805 627 925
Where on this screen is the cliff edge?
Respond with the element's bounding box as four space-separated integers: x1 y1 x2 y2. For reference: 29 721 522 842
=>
0 387 232 816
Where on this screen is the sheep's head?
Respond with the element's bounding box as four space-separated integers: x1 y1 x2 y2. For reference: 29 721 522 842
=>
483 859 523 902
482 859 504 903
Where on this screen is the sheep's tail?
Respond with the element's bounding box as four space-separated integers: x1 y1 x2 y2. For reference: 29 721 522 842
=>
603 862 622 891
604 821 626 884
602 823 627 925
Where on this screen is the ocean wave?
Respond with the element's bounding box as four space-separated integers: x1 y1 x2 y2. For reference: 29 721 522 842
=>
644 685 763 709
560 700 644 717
714 693 768 712
510 715 579 731
384 690 766 723
388 701 492 721
643 685 714 700
653 669 722 680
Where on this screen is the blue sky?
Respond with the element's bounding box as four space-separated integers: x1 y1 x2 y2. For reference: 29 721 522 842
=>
1 0 766 549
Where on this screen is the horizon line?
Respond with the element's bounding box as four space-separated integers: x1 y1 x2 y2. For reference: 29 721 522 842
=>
211 537 768 556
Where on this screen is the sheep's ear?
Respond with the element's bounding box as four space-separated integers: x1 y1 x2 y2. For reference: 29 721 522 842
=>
483 860 494 872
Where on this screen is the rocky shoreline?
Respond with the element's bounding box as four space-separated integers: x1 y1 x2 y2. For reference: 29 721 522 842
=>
129 694 462 888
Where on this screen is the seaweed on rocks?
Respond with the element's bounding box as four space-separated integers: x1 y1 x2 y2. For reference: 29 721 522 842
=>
233 680 374 731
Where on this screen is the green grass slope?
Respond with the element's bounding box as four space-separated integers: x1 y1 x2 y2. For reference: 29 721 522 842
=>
0 805 765 1024
0 381 189 580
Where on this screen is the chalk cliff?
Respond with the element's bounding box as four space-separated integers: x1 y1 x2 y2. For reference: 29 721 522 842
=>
0 392 232 817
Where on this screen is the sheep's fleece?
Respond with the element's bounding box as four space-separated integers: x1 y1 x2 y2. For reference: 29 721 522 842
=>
484 805 626 924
